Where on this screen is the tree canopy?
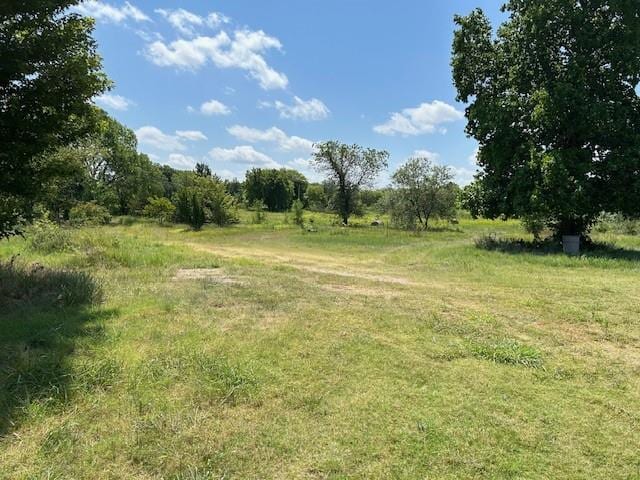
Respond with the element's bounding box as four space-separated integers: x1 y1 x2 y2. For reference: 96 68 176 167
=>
0 0 109 238
311 141 388 224
452 0 640 237
390 157 459 230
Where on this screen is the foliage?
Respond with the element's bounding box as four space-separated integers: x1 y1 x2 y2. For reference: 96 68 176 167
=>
69 202 111 226
521 214 547 241
143 197 176 224
250 200 267 224
26 217 72 254
594 213 640 235
311 141 388 224
389 157 458 230
0 1 109 238
305 184 327 211
291 199 304 226
358 189 384 209
195 163 212 178
244 168 306 212
452 2 640 237
174 175 238 229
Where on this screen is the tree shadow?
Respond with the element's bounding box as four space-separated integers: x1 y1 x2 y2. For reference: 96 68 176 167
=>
475 235 640 262
0 258 116 436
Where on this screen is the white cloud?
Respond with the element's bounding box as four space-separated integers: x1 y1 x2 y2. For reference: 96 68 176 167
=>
411 150 440 162
227 125 314 153
468 146 480 165
94 93 134 111
135 126 186 151
145 29 288 90
451 166 477 186
166 154 197 170
374 100 464 136
199 99 231 116
263 96 330 121
155 8 229 36
206 12 231 28
209 146 281 168
74 1 150 23
176 130 208 141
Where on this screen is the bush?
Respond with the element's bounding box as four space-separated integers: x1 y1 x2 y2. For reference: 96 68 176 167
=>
69 202 111 226
594 213 640 235
26 217 72 254
251 200 266 224
143 197 176 224
521 214 547 241
174 176 239 229
291 199 304 226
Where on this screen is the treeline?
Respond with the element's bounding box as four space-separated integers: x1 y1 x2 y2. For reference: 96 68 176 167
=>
34 108 462 231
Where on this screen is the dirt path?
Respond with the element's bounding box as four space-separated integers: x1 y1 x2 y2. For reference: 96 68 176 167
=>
176 242 421 287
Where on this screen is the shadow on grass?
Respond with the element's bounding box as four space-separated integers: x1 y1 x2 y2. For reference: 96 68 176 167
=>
475 235 640 261
0 258 114 435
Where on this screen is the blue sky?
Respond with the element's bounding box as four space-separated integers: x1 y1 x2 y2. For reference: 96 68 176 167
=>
77 0 506 185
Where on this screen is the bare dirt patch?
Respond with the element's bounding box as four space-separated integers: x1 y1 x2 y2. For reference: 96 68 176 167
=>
320 284 401 298
173 268 240 285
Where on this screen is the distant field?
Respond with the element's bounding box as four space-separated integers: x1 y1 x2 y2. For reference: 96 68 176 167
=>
1 214 639 479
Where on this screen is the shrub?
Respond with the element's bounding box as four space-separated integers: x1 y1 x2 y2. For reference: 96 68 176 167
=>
26 217 72 254
173 176 239 229
69 202 111 226
291 199 304 226
521 214 547 241
251 200 266 224
594 213 640 235
143 197 176 224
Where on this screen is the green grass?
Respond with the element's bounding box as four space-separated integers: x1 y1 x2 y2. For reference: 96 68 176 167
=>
1 213 639 479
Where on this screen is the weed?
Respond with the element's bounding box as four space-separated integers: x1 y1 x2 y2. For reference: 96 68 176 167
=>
469 339 543 368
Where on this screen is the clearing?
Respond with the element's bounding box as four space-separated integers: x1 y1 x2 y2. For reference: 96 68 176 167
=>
1 215 639 479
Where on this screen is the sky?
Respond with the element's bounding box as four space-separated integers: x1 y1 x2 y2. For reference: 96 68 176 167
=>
76 0 507 185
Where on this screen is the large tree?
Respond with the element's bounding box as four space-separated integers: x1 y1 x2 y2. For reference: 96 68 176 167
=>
0 1 109 238
452 1 640 238
311 141 388 224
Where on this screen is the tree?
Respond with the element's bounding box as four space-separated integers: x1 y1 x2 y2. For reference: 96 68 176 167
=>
311 141 389 224
51 109 163 215
143 197 176 224
195 163 211 178
305 184 328 211
244 168 305 212
0 1 109 238
390 157 459 230
452 2 640 239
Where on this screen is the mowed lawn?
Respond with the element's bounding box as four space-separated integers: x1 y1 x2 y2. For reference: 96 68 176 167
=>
1 215 639 479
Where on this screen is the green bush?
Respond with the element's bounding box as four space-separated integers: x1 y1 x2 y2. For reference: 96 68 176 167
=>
594 213 640 235
26 217 72 254
69 202 111 226
174 176 238 229
143 197 176 224
291 199 304 226
251 200 266 224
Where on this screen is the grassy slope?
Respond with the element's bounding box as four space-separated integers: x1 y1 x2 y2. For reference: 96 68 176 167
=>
1 214 639 479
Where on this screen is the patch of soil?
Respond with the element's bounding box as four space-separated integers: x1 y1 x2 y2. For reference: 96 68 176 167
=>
173 268 240 284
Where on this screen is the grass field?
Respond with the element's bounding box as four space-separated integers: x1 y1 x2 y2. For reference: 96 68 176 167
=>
1 213 640 479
